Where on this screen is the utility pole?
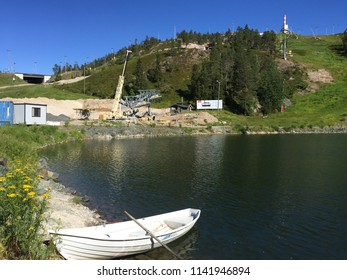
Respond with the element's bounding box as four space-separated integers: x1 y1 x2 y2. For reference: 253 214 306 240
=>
7 49 11 73
83 64 86 94
216 80 221 110
64 55 67 73
13 62 16 83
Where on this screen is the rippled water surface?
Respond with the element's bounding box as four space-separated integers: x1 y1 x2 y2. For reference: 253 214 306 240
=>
40 134 347 259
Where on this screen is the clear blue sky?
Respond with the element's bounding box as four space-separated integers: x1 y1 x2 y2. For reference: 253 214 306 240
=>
1 0 346 74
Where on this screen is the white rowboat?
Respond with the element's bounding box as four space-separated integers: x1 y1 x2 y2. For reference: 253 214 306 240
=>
48 208 201 260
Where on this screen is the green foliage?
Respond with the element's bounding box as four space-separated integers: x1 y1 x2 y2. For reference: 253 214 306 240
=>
189 26 282 116
0 161 53 259
0 125 84 259
133 58 147 92
0 125 78 161
258 59 284 114
147 54 163 83
343 29 347 53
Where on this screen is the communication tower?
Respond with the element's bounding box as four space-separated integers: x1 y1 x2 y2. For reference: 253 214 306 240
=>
282 15 289 60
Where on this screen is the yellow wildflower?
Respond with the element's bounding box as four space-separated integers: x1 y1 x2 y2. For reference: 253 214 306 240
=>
23 178 33 184
0 177 5 182
23 184 33 191
6 173 13 178
27 191 36 198
15 168 22 173
7 193 17 198
43 193 51 199
8 185 16 189
0 187 5 191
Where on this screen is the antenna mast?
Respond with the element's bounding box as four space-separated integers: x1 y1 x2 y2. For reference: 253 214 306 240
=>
283 15 289 60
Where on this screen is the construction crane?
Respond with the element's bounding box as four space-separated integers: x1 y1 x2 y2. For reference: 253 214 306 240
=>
111 50 132 118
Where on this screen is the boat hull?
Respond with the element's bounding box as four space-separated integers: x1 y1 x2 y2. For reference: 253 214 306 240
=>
49 208 200 260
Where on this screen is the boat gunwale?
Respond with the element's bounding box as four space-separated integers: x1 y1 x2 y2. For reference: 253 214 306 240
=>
49 209 201 243
49 218 198 242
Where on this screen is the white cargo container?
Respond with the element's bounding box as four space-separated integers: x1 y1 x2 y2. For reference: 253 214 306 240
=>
196 100 222 110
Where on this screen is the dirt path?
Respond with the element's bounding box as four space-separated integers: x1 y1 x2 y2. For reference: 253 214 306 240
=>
0 83 35 90
54 76 89 85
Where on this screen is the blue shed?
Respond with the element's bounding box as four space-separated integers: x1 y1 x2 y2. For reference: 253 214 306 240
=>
0 101 14 126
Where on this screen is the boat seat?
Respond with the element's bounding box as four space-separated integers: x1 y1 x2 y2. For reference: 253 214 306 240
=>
164 216 193 229
128 222 169 237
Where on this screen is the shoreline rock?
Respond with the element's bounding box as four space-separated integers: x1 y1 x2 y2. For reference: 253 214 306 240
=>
38 171 103 233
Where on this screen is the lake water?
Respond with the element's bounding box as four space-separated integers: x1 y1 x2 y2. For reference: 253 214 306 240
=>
40 134 347 260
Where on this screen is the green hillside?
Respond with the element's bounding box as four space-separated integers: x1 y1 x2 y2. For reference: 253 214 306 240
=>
202 33 347 131
0 73 26 87
232 34 347 130
54 41 203 107
1 32 346 130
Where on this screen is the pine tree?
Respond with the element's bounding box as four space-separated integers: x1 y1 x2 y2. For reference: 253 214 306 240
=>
147 54 162 83
257 59 284 114
220 48 235 108
133 58 147 92
261 31 277 55
231 44 259 115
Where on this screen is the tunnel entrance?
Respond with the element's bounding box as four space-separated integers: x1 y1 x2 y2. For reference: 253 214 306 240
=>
23 74 44 84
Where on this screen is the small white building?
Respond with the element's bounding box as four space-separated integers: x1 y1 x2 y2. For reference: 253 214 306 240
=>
13 103 47 125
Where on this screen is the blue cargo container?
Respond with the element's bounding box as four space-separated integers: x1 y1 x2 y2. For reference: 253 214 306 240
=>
0 101 14 126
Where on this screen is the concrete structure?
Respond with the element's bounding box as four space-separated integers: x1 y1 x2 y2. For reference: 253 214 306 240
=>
14 73 51 84
13 103 47 125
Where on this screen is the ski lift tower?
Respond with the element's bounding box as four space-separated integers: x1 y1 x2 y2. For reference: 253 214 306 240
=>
282 15 289 60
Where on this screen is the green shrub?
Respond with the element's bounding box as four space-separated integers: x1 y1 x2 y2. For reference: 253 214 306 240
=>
234 123 248 134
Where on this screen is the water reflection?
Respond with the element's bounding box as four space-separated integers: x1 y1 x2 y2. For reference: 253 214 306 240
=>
190 136 225 203
40 134 347 259
124 228 199 260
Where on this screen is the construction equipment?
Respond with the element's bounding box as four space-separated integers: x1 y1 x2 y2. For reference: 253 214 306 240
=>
110 50 132 118
123 89 161 116
108 50 161 120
